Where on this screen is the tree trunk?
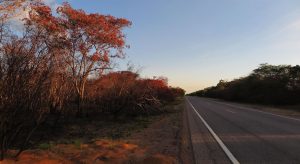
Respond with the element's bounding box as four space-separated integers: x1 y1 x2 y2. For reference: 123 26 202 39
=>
76 81 86 117
76 95 82 117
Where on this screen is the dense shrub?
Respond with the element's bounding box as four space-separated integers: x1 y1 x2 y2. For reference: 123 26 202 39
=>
190 64 300 105
0 2 184 159
0 32 54 159
86 71 185 116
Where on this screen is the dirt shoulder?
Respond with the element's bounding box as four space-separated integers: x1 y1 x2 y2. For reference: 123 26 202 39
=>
179 101 195 164
127 99 194 164
2 99 194 164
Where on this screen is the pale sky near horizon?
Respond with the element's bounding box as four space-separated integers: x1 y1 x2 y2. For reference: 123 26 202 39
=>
51 0 300 93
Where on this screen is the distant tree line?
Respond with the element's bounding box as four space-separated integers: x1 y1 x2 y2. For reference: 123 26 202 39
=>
0 1 185 160
189 64 300 105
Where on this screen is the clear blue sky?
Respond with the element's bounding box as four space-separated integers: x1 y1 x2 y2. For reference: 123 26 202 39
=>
54 0 300 93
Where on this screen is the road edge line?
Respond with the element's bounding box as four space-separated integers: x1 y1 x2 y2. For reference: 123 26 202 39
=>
186 98 240 164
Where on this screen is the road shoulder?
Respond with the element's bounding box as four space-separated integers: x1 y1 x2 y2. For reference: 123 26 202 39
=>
185 98 231 164
179 101 195 164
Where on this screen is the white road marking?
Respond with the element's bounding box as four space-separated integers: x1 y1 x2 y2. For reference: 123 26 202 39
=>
226 109 236 114
186 98 240 164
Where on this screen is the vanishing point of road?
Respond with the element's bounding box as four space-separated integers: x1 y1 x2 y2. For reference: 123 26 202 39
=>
186 96 300 164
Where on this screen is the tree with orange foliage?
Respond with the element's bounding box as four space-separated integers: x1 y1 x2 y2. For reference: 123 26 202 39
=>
0 0 26 19
58 3 131 115
27 2 131 115
0 4 63 157
0 1 131 159
0 0 42 21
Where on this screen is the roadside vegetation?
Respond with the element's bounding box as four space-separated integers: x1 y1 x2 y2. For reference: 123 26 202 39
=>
0 1 185 160
189 64 300 105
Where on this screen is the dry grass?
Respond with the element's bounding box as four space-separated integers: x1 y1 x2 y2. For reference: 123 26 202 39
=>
3 99 186 164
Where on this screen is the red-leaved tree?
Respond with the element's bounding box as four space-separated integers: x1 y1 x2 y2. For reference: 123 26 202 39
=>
58 3 131 115
27 2 131 115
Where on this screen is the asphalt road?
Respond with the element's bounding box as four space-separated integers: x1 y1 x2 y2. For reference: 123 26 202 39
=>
186 96 300 164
